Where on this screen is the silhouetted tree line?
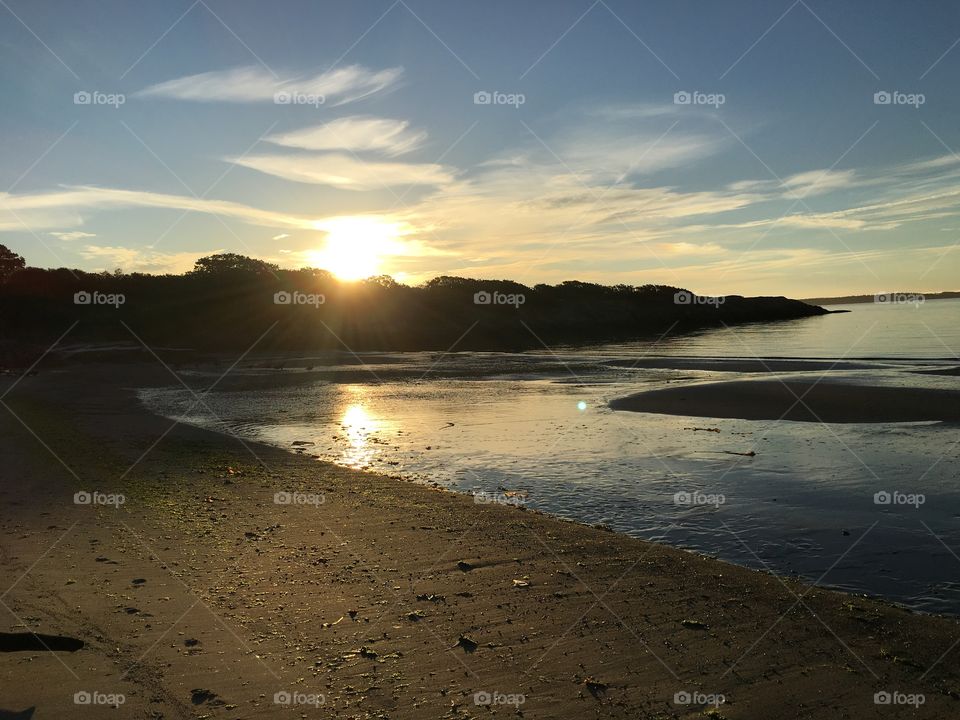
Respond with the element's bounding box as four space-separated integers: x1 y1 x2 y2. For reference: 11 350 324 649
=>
0 248 826 352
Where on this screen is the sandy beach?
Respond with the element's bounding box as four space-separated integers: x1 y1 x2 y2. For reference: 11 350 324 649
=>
0 360 957 719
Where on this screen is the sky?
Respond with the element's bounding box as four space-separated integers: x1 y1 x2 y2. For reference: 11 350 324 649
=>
1 0 960 296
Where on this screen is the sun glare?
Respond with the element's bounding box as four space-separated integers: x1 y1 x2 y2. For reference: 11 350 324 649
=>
308 216 406 281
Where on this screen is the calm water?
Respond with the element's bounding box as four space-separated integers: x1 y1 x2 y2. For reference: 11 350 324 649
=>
141 299 960 615
593 297 960 359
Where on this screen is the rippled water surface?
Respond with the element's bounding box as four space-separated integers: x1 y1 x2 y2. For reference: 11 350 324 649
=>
140 299 960 615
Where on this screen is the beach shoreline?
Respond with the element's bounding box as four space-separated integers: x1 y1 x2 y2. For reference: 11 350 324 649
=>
1 360 959 718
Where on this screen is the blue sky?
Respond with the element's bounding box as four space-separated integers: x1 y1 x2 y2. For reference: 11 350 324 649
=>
2 0 960 295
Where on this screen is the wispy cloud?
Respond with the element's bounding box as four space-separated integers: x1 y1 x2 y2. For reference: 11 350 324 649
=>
136 65 402 105
267 117 426 156
730 168 864 198
0 187 317 232
228 153 454 190
50 230 96 241
654 241 727 256
79 245 221 274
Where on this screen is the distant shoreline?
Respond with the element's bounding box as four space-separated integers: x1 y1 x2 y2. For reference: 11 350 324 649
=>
802 291 960 305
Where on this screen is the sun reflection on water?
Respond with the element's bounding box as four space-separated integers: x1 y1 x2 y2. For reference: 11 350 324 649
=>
338 401 382 468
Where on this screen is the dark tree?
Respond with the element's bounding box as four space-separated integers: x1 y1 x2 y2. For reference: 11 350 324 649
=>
0 244 25 283
0 251 827 351
190 253 279 276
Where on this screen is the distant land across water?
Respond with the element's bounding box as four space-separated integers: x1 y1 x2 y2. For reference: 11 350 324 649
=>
802 291 960 305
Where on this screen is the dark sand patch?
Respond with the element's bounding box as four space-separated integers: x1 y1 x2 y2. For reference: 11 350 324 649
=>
603 357 880 372
912 366 960 377
610 380 960 422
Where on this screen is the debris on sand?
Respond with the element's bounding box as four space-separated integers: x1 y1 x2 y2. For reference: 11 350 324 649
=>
684 427 721 432
680 619 710 630
453 635 478 653
582 677 608 699
190 689 224 706
416 593 446 603
512 578 531 588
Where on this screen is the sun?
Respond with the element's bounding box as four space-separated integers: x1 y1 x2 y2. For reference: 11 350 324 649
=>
307 216 405 281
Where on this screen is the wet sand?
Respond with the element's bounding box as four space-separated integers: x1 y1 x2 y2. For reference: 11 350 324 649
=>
1 362 959 718
610 379 960 423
